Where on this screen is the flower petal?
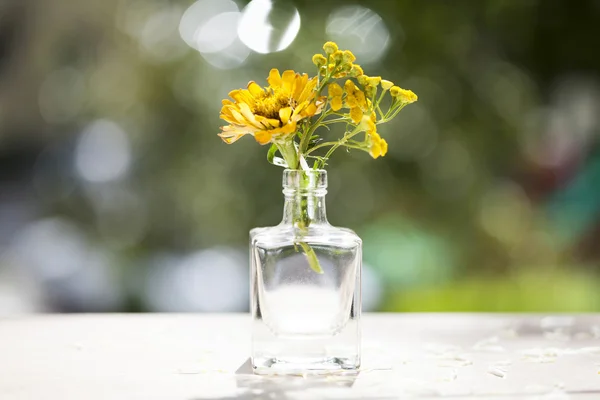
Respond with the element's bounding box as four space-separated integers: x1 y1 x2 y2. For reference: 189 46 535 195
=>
238 103 262 128
229 89 254 105
303 102 318 118
267 68 282 88
247 81 264 97
279 107 292 125
297 77 317 103
257 116 280 129
254 131 272 145
291 101 308 121
280 121 297 134
293 73 308 100
281 70 296 95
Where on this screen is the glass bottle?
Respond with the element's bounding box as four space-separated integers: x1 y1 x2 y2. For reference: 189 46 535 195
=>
250 169 361 374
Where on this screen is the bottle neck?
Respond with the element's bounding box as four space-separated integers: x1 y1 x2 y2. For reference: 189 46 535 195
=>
280 169 329 227
281 191 328 226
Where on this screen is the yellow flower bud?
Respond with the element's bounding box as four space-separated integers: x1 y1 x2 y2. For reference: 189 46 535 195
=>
390 87 418 103
357 75 369 86
342 50 356 63
312 54 327 66
381 80 394 90
366 76 382 87
328 82 343 97
389 86 401 97
368 132 382 159
361 114 376 134
399 89 418 103
323 41 338 54
331 96 343 111
349 64 363 77
380 138 388 157
350 107 363 124
346 94 357 108
332 50 344 63
355 90 367 108
365 85 376 99
344 79 356 93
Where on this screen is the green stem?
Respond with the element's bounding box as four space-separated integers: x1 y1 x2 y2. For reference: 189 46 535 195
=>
299 107 331 155
306 141 340 154
380 103 407 124
315 126 363 167
276 140 298 169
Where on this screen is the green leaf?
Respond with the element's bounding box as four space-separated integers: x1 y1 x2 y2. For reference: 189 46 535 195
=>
298 242 324 274
267 144 277 164
267 144 288 167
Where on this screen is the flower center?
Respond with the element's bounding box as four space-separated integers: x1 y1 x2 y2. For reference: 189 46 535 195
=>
253 89 290 121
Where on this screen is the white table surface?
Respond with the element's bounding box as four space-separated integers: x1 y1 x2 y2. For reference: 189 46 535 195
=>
0 314 599 399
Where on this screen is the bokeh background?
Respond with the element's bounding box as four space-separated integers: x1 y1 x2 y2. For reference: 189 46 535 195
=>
1 0 600 314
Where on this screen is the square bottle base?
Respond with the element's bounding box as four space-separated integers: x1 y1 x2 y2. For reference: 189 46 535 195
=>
252 356 359 375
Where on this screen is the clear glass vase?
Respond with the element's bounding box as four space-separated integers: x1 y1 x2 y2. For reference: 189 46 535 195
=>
250 169 361 375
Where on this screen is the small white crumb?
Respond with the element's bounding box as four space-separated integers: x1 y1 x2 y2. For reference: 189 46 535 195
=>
437 355 473 368
521 348 560 363
487 365 507 379
176 368 204 375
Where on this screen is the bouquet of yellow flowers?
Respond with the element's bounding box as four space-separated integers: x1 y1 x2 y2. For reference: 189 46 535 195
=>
219 41 417 170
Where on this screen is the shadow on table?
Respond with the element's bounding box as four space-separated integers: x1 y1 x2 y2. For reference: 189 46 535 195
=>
191 358 397 400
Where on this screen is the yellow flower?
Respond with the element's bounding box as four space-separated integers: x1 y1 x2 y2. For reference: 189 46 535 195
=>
380 138 388 156
332 50 344 63
390 86 418 103
361 112 386 158
361 113 377 134
364 85 377 99
345 80 369 123
381 80 394 90
357 75 369 86
349 64 363 77
323 41 338 54
366 76 382 87
219 69 322 145
368 131 387 159
328 83 343 111
342 50 356 63
344 80 367 109
350 107 363 124
312 54 327 66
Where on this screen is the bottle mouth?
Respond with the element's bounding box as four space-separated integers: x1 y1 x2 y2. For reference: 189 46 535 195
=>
282 169 327 193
